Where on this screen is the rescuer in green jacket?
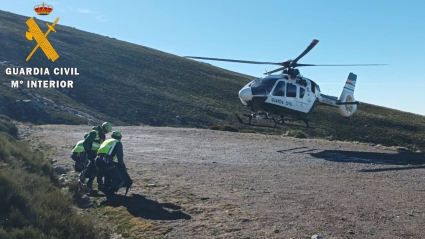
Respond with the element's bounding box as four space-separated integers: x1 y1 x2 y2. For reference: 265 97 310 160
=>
71 133 89 172
95 131 132 200
79 122 112 190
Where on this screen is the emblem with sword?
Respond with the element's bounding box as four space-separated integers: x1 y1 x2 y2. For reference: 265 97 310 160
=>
25 17 60 62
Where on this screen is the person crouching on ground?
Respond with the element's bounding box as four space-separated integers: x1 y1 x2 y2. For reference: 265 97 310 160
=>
71 133 89 172
95 131 132 200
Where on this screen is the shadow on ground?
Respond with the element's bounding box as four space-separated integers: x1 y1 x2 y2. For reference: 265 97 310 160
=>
310 149 425 165
358 165 425 172
101 193 192 221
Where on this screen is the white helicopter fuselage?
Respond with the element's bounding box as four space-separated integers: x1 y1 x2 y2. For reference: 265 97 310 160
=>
239 74 320 116
238 72 358 120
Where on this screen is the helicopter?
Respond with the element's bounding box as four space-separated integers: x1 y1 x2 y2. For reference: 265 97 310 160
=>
186 39 386 128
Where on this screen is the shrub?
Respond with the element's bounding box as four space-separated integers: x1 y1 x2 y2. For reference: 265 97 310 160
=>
0 118 18 138
209 125 239 132
286 130 307 139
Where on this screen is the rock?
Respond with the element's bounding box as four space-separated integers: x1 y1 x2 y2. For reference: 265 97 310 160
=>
147 184 157 187
311 235 323 239
55 166 67 175
110 234 124 239
249 187 254 190
173 116 182 124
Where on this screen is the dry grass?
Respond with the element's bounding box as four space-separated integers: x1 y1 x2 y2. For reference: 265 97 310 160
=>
0 118 110 239
97 203 172 239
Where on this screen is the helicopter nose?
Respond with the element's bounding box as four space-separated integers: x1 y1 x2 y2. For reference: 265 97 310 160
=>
239 88 253 102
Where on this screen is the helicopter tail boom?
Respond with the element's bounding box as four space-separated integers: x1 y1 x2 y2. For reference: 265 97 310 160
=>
318 73 359 117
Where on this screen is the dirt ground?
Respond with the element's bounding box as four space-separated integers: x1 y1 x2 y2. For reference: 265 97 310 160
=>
24 124 425 239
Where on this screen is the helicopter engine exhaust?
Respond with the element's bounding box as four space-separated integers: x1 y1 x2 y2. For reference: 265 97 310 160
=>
337 73 358 117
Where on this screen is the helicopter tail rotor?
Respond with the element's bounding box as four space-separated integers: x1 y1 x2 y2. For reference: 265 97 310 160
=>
318 72 359 116
337 73 358 117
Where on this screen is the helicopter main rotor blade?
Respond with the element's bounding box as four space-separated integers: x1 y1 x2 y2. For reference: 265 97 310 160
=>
295 63 389 67
266 66 287 74
289 39 319 68
185 56 283 66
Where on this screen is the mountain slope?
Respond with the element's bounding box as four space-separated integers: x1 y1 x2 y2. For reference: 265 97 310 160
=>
0 10 252 126
0 10 424 151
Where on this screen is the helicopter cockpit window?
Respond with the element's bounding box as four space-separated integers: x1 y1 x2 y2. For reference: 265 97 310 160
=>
249 78 260 87
272 81 285 96
286 83 297 98
251 77 278 96
299 87 305 98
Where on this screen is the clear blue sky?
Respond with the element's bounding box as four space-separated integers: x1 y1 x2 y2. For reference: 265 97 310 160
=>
4 0 425 115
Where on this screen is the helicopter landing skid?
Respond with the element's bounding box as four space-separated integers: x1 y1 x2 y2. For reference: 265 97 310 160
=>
235 114 279 128
235 114 312 128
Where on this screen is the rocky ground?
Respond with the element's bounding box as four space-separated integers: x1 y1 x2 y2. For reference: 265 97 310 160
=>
23 124 425 239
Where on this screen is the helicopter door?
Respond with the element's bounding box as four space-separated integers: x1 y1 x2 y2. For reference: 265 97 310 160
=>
283 82 297 110
267 80 287 107
267 81 297 109
295 84 315 113
294 86 308 112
